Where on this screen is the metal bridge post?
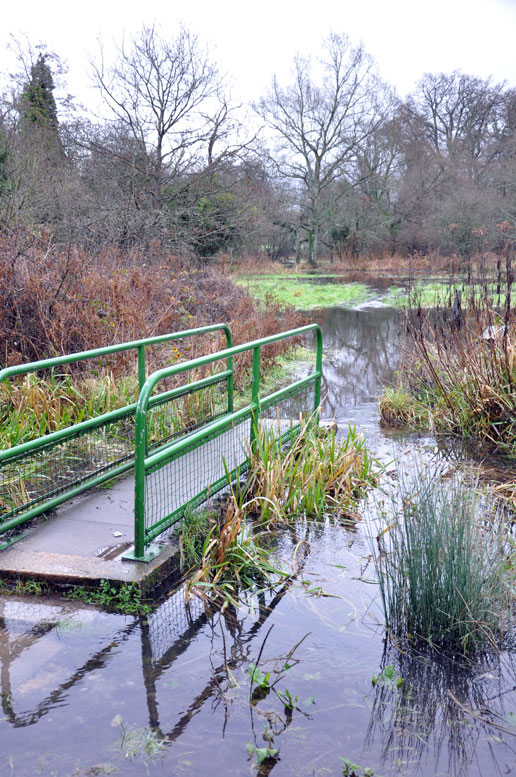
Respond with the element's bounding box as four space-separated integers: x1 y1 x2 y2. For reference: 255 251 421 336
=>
249 346 261 451
314 325 323 422
133 384 149 560
137 345 146 395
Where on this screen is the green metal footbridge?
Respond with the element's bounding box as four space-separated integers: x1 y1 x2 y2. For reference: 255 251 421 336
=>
0 324 322 561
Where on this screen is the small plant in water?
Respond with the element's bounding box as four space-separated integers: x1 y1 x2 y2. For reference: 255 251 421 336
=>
340 758 375 777
245 740 279 766
371 665 402 688
110 714 163 761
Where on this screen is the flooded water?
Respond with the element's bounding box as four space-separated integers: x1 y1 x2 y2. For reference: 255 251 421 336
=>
2 298 516 777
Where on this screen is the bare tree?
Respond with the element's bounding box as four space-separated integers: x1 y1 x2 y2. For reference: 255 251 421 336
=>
407 71 506 182
255 33 384 265
91 24 219 210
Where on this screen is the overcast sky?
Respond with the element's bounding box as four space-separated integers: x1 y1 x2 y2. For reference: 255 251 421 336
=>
2 0 516 110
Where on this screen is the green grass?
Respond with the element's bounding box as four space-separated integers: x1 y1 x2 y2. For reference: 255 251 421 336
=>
385 280 516 309
370 470 510 653
235 276 371 310
0 372 139 449
66 580 151 614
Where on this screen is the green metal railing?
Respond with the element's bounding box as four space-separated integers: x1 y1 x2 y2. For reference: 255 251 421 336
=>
0 325 233 542
129 323 322 561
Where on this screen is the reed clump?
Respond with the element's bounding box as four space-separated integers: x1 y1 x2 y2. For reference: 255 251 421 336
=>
380 254 516 456
242 417 378 524
370 470 511 654
183 497 284 604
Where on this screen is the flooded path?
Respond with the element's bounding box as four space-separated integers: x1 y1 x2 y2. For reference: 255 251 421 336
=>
1 300 516 777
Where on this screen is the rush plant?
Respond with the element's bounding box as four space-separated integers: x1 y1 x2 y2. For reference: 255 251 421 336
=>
370 470 510 654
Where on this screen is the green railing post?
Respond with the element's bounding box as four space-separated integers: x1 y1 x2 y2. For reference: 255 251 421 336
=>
249 346 261 451
137 345 146 395
223 325 234 413
133 378 152 560
227 353 234 414
314 325 323 422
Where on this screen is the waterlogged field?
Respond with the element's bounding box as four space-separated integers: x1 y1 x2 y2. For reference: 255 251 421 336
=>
2 299 516 776
235 274 373 309
237 271 516 311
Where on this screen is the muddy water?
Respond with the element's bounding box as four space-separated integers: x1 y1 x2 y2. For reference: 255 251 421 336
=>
1 302 516 777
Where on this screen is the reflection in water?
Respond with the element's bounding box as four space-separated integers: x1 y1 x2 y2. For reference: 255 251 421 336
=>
320 306 401 421
1 303 516 776
365 647 516 777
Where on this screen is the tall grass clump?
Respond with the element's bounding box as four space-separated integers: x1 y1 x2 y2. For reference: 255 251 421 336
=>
371 470 510 654
242 416 378 524
184 495 285 604
379 251 516 456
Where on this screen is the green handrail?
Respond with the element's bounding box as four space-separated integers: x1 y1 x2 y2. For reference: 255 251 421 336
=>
0 323 233 396
0 324 234 535
132 323 322 559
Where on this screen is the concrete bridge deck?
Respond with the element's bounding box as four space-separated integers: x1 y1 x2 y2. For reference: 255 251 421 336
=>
0 475 179 591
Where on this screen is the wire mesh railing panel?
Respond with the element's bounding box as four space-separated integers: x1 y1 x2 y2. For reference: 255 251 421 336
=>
144 415 252 537
261 381 316 424
147 377 228 451
146 586 206 666
0 415 135 523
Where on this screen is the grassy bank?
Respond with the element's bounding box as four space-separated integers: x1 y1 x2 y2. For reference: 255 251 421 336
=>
379 319 516 454
235 275 371 310
379 256 516 455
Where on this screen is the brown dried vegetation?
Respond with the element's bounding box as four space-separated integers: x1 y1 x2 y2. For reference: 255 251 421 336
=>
0 237 306 387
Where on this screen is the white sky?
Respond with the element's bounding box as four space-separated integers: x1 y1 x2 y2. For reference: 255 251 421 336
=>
2 0 516 110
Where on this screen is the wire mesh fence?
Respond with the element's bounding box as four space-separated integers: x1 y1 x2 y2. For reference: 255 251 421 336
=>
0 376 229 528
144 412 253 537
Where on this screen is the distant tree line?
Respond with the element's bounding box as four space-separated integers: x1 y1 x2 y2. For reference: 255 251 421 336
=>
1 27 515 264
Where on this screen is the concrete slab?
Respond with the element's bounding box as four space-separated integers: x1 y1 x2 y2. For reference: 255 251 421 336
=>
0 473 180 591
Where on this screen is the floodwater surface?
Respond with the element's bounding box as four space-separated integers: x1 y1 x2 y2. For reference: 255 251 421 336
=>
1 298 516 777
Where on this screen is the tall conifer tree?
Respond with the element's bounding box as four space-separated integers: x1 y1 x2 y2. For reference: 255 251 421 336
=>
20 53 59 130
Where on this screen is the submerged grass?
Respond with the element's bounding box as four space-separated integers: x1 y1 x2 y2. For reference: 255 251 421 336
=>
370 470 511 654
183 495 285 605
235 276 371 310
